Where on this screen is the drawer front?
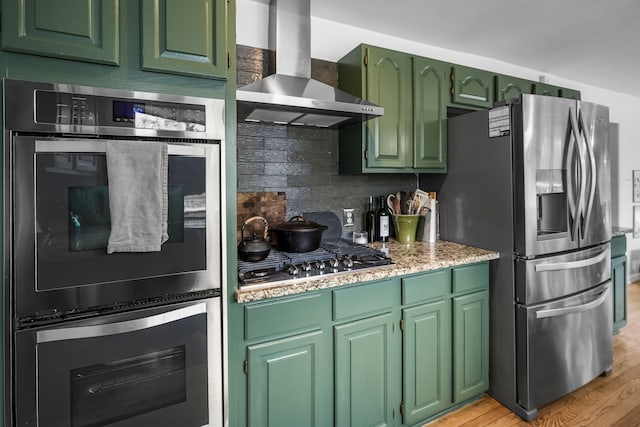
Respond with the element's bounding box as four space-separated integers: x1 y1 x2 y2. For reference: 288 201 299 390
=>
244 292 329 341
452 262 489 294
333 279 395 321
402 269 450 305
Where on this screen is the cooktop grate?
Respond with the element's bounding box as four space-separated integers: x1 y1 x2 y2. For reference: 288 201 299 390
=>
238 239 392 286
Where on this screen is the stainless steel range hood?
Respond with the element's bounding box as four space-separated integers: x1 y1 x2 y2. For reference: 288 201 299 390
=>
236 0 383 129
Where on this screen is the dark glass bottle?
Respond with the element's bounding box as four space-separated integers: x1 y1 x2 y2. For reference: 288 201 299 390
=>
364 195 377 243
376 195 390 242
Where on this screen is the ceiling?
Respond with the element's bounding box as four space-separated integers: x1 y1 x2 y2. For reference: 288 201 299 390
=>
309 0 640 98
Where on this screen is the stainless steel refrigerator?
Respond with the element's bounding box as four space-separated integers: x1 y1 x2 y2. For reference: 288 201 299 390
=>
434 94 612 420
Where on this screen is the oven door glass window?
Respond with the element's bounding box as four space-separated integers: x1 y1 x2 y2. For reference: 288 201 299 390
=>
34 150 207 290
14 302 211 426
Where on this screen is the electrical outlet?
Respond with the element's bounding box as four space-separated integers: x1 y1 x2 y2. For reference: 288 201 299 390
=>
343 208 355 227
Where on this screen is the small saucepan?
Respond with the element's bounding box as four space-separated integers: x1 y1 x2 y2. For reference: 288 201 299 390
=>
238 216 271 262
270 215 328 253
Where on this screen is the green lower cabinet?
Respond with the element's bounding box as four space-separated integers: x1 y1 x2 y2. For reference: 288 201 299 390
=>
247 330 331 427
453 290 489 403
402 300 452 425
238 262 491 427
612 255 627 334
335 312 399 427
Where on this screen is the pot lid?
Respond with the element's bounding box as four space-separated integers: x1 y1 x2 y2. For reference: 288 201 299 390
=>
273 216 326 231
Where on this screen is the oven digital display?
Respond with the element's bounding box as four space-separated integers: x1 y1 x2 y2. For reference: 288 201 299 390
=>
113 100 206 131
113 101 146 123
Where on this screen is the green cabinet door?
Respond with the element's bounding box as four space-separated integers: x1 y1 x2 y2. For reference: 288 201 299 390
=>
141 0 227 79
402 300 452 425
453 290 489 403
365 46 413 169
532 82 560 97
612 255 627 334
451 64 495 108
495 75 533 102
335 312 398 427
413 56 448 171
559 87 582 100
247 330 331 427
1 0 119 64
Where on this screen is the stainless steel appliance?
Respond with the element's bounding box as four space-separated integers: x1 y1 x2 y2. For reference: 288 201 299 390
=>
433 94 612 420
238 239 392 288
3 79 225 426
236 0 383 128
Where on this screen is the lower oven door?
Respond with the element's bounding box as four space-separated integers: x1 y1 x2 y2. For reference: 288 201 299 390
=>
516 282 613 411
14 299 221 427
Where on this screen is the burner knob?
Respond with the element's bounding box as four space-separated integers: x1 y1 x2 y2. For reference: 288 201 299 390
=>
341 256 354 269
328 258 339 269
287 264 299 275
315 260 326 271
301 261 312 272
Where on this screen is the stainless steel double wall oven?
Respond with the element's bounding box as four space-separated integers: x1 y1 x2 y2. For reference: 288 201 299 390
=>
3 79 225 426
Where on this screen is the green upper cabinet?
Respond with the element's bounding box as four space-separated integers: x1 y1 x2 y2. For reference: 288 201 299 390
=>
365 46 413 170
559 87 582 100
450 64 494 108
1 0 120 65
338 45 447 173
495 75 533 102
413 56 448 171
532 82 560 97
141 0 227 79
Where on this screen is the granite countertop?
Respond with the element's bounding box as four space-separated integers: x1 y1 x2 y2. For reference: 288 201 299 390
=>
235 240 500 303
612 226 633 237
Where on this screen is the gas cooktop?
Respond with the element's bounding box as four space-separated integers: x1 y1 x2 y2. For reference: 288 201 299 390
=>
238 239 393 288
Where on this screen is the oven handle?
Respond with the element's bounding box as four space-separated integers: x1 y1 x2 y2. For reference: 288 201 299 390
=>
36 302 207 343
34 139 206 156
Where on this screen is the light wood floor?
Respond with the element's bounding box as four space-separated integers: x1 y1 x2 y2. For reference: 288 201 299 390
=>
427 281 640 427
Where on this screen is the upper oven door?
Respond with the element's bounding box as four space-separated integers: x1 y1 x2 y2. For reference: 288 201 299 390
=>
11 136 221 319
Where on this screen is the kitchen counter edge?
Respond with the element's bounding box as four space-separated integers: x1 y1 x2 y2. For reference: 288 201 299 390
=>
235 239 499 303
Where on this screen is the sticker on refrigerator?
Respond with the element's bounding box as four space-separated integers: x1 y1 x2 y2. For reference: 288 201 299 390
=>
489 106 510 138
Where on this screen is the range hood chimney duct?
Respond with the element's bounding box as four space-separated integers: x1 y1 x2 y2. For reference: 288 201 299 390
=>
236 0 383 129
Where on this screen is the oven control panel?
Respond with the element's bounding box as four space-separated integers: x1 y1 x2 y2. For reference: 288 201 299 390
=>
34 90 207 132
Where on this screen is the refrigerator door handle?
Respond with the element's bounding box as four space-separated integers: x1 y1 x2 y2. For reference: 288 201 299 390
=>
578 109 597 237
566 110 578 240
535 285 609 319
534 248 608 272
569 108 587 240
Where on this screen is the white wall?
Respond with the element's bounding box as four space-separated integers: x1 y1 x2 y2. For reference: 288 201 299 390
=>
237 0 640 280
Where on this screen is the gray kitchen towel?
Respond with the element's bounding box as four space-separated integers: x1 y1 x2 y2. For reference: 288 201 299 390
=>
106 140 168 253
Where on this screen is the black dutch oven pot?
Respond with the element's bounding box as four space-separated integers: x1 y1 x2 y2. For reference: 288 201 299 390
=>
271 215 328 253
238 216 271 262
